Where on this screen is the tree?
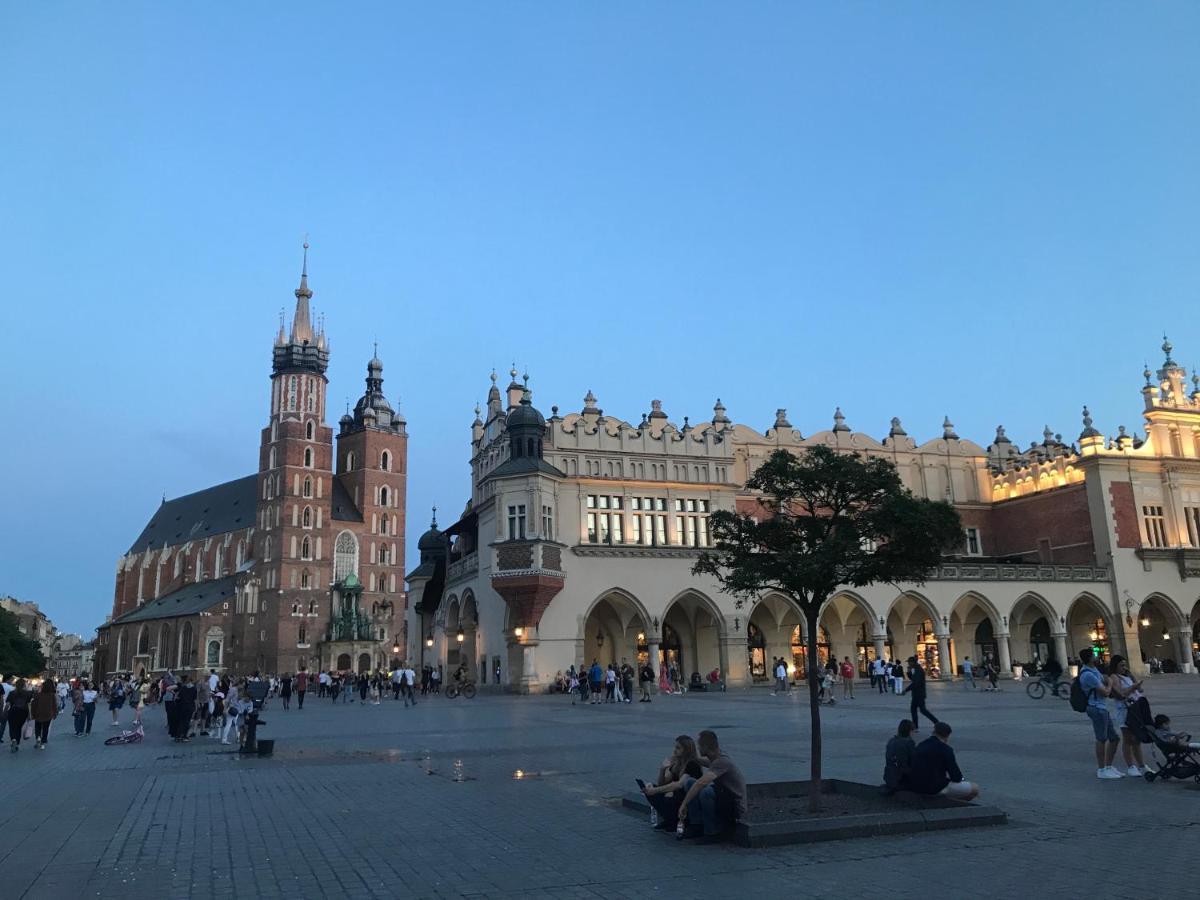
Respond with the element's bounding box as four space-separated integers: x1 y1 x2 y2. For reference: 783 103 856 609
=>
0 607 47 677
694 446 963 811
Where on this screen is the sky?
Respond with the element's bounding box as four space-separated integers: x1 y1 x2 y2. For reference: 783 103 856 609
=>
2 3 1198 636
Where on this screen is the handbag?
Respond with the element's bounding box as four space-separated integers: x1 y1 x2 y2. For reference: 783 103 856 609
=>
22 718 35 741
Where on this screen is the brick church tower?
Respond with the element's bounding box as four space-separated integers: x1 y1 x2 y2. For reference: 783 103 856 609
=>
254 242 334 672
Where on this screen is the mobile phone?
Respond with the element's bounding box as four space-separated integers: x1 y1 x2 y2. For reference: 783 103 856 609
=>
635 778 647 791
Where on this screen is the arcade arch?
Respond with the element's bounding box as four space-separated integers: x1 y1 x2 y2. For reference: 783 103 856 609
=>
661 590 723 685
1009 592 1060 666
580 589 652 671
1136 594 1187 669
885 592 946 676
1065 593 1116 665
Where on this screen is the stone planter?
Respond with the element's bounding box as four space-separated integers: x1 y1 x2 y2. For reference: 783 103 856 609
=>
623 778 1006 847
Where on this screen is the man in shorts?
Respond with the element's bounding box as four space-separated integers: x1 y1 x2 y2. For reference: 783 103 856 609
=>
908 721 979 800
1079 648 1122 778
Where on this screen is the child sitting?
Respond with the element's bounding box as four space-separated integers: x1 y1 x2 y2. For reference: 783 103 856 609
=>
1152 715 1200 750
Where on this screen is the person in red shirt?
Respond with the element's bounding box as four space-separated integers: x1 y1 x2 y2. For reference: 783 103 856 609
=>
840 657 856 699
295 669 309 710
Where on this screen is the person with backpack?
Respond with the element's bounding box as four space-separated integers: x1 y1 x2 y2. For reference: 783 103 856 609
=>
108 677 126 726
639 661 655 702
1074 648 1122 779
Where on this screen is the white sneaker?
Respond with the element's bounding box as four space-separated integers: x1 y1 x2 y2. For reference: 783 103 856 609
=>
1127 765 1142 777
1097 767 1122 779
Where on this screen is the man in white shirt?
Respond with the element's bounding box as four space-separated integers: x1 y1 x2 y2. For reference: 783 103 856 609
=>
403 665 417 707
207 670 219 693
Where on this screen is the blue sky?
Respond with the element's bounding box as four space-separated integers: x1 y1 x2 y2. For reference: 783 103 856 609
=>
2 4 1198 636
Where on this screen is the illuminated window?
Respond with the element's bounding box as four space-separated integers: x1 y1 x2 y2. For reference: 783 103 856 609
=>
672 498 711 547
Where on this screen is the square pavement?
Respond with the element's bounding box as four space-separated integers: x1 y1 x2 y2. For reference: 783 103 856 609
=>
2 676 1197 899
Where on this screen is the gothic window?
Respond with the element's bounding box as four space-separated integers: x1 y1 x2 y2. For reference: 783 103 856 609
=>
308 600 317 615
303 476 313 498
301 569 311 589
213 549 223 578
306 420 315 440
137 626 150 656
304 447 313 468
235 540 245 568
380 515 388 535
378 544 389 565
174 552 183 579
292 602 300 614
334 531 358 581
346 451 356 471
206 640 221 666
302 506 312 528
264 536 273 561
306 392 315 413
288 376 297 411
380 486 389 507
179 622 194 668
381 450 390 471
269 447 277 468
115 631 126 669
298 625 308 645
195 552 204 581
301 537 312 560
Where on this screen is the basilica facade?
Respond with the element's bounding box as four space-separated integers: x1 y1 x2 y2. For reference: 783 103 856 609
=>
408 342 1200 691
94 249 408 678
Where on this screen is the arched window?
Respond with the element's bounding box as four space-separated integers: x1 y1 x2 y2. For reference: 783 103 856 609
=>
380 486 389 507
269 447 277 468
298 624 308 645
288 376 298 411
306 420 315 440
179 622 194 668
206 640 221 667
301 537 312 560
235 540 245 568
303 476 313 498
304 447 313 467
378 544 389 565
302 506 312 528
173 552 183 579
333 531 358 582
137 626 150 656
301 569 311 589
115 631 127 670
346 451 356 471
381 450 390 471
213 548 223 578
195 552 204 581
309 599 318 615
264 536 273 561
157 623 172 669
380 515 389 535
292 602 300 615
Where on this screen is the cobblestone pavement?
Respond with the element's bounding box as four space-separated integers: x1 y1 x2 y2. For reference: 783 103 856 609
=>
2 675 1198 899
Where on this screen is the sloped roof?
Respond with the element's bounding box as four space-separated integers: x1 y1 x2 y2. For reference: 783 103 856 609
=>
331 477 363 521
109 575 239 625
127 476 257 554
486 457 565 480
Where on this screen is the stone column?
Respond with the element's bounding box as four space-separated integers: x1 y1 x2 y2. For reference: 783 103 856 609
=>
1174 629 1195 674
513 640 539 694
996 633 1012 677
720 631 749 688
873 635 886 662
646 639 661 695
1052 633 1069 667
936 634 952 680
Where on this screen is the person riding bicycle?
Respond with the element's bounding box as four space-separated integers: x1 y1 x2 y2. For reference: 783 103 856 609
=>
1042 658 1063 684
453 665 469 685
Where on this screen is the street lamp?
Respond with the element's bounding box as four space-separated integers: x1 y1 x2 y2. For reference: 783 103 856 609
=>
514 626 524 638
425 635 434 648
456 628 465 643
392 642 401 655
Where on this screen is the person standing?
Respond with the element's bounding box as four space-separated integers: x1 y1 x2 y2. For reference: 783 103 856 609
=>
903 657 939 732
130 676 146 727
295 669 308 709
840 657 856 699
620 659 635 704
31 680 58 750
962 656 976 690
1107 655 1147 777
637 661 653 702
1078 648 1122 778
876 658 888 694
196 676 212 735
402 664 417 707
161 671 179 739
604 664 618 703
280 673 293 710
588 660 603 704
357 672 369 703
176 675 196 742
892 660 905 695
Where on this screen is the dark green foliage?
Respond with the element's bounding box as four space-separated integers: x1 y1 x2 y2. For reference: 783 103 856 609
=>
0 607 46 677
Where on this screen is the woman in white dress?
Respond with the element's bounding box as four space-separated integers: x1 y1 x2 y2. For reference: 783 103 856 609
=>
1108 655 1147 777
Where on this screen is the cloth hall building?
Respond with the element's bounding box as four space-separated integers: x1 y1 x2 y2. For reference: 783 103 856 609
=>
408 342 1200 691
94 250 408 679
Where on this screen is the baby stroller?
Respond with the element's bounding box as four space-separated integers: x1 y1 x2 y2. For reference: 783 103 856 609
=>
1127 704 1200 783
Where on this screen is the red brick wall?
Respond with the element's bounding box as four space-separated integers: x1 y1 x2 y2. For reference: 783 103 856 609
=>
984 484 1095 564
1109 481 1139 549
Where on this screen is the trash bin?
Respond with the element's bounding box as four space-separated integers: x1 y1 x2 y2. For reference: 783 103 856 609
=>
256 739 274 757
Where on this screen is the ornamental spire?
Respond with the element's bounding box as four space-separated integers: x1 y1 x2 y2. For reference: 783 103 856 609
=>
290 238 314 344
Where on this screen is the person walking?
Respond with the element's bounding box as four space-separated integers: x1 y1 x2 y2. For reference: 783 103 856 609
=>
160 671 179 739
80 680 98 735
56 678 70 713
176 675 197 742
107 676 126 726
357 672 369 703
4 678 32 752
876 658 888 694
840 657 856 699
403 664 417 707
295 669 308 709
903 657 939 732
130 675 146 727
892 660 905 695
31 680 58 750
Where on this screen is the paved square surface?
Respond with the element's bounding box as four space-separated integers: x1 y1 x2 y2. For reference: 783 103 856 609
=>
2 675 1197 899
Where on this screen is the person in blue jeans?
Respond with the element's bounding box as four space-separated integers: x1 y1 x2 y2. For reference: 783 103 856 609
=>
677 730 747 843
1078 649 1121 779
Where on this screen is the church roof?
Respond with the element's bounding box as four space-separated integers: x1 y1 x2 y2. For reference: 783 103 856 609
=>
127 476 258 554
486 456 565 480
331 478 363 521
109 574 239 626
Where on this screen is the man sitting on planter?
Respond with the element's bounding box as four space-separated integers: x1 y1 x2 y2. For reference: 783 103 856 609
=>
677 729 747 842
908 721 979 801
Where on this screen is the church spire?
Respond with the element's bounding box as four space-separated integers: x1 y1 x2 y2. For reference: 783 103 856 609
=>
290 239 314 344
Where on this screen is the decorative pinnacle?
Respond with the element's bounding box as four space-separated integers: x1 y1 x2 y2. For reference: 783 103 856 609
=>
832 407 848 432
1080 405 1101 439
889 416 906 437
490 369 497 384
1144 362 1153 385
302 236 309 277
510 362 518 379
1163 334 1175 366
942 416 959 440
431 506 438 528
473 402 481 416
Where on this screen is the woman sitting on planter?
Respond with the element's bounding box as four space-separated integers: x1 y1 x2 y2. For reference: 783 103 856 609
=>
641 735 703 829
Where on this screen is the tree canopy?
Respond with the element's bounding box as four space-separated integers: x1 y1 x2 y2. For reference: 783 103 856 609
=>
694 446 963 809
0 607 47 677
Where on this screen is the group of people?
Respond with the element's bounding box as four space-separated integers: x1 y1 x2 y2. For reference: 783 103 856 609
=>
639 729 747 843
1 673 152 751
567 660 648 704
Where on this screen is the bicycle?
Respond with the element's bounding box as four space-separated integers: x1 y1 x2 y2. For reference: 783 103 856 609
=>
1026 676 1070 700
445 680 476 699
105 724 145 745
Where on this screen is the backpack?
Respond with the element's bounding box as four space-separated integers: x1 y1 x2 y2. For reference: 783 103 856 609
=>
1068 675 1089 713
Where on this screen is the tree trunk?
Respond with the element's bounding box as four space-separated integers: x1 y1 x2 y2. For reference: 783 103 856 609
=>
805 606 822 813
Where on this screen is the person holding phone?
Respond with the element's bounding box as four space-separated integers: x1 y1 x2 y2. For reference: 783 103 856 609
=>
640 735 702 830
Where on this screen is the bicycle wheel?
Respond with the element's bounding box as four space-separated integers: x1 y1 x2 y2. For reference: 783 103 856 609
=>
1026 681 1046 700
1054 681 1072 700
446 685 458 699
462 684 476 699
104 734 130 746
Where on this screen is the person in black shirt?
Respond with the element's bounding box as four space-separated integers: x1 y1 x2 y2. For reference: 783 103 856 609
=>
909 722 978 800
903 657 939 732
175 675 197 743
882 719 916 794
